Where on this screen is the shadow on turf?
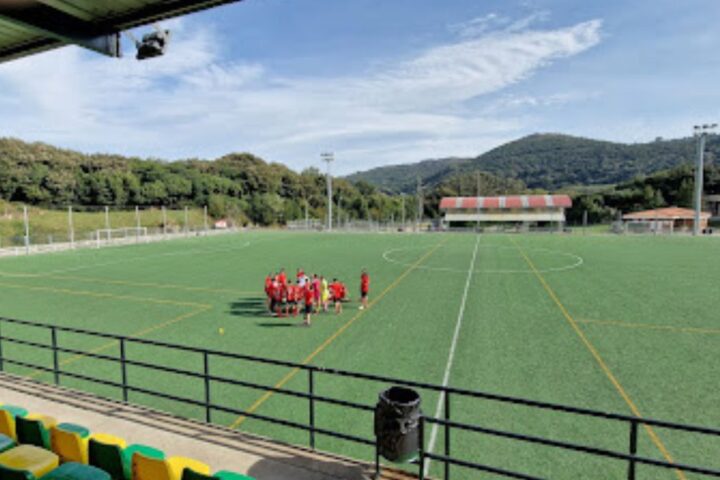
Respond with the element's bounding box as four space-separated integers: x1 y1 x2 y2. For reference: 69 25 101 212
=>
228 297 269 318
256 322 299 328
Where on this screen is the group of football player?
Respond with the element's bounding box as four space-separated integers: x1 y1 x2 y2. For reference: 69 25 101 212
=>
264 268 370 326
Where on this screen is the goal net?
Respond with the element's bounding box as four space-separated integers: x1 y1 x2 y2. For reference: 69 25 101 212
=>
94 227 148 245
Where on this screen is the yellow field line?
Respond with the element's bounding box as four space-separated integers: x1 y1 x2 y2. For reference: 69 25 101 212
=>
27 306 212 379
228 239 448 429
578 318 720 336
510 237 686 480
0 280 211 309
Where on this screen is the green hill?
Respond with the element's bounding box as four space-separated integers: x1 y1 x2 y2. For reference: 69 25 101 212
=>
0 137 407 226
347 133 720 192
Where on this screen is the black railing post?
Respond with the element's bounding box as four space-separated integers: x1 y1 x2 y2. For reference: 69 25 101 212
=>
374 438 381 480
628 419 638 480
51 326 59 385
203 351 211 423
444 392 451 480
119 338 128 402
308 368 316 450
418 415 426 480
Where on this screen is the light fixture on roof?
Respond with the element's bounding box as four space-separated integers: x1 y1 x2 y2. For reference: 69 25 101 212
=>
125 24 171 60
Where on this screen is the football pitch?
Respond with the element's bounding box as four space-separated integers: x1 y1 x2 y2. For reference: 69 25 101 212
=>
0 231 718 479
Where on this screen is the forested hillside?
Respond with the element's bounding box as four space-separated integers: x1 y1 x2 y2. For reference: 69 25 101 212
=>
0 138 413 225
348 134 720 192
565 164 720 224
2 136 717 227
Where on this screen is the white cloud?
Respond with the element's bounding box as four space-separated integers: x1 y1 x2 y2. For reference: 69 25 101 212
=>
0 15 603 172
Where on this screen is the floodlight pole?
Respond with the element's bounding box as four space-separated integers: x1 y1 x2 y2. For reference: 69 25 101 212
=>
305 200 309 230
104 206 110 241
184 206 189 236
321 152 334 231
22 205 29 255
135 206 141 242
416 176 423 231
68 206 74 248
693 124 717 236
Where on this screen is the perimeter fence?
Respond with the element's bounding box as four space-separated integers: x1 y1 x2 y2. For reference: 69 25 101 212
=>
0 317 719 479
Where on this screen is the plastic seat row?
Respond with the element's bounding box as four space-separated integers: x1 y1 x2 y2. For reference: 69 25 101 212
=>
0 403 253 480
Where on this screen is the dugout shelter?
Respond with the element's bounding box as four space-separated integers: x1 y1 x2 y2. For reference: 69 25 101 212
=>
439 194 572 229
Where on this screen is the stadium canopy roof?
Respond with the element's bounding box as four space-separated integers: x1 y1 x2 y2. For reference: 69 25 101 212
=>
0 0 243 63
439 195 572 210
622 207 710 220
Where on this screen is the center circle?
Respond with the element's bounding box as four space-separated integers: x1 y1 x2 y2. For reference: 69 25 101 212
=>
382 244 583 274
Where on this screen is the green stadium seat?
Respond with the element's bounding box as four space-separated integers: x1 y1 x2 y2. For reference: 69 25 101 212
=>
1 406 29 418
88 435 164 480
215 471 255 480
39 462 111 480
181 469 218 480
87 435 126 480
122 444 164 480
180 468 255 480
0 445 59 477
0 464 34 480
56 424 89 439
16 415 57 449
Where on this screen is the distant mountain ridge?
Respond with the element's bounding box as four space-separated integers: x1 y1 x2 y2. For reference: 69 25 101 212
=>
346 133 719 193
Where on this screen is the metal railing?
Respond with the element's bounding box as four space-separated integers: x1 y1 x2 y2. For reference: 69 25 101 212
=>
0 316 719 479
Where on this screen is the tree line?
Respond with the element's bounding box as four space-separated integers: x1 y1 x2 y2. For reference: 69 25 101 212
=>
2 137 715 227
0 138 424 225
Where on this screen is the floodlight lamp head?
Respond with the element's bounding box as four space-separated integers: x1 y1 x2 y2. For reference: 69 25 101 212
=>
135 28 171 60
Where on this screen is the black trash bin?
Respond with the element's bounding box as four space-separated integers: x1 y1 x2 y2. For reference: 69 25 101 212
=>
374 386 422 463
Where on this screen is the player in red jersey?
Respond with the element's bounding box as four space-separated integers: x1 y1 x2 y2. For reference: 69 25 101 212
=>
288 281 300 317
264 273 274 311
278 268 287 287
303 283 314 326
359 269 370 310
331 279 343 314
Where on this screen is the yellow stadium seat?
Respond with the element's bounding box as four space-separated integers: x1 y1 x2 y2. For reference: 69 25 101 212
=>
51 425 89 464
0 444 59 477
0 406 28 441
132 452 210 480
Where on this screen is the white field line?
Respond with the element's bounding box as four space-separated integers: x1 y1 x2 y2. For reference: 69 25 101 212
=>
424 234 480 475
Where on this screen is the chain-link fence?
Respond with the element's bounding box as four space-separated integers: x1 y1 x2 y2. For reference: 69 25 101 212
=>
0 204 238 257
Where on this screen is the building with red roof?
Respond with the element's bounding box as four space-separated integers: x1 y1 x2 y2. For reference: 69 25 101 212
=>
622 207 710 232
439 195 572 227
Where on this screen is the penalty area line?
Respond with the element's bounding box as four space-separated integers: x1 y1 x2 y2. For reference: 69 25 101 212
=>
424 234 480 476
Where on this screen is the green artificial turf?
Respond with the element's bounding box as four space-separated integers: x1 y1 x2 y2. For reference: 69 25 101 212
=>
0 231 718 479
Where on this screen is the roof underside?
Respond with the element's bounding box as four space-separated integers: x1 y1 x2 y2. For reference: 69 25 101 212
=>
439 195 572 210
0 0 243 63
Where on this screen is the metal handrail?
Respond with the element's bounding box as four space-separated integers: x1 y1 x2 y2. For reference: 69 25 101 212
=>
0 316 718 480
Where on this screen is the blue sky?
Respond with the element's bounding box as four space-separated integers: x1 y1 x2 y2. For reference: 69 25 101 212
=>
0 0 719 174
